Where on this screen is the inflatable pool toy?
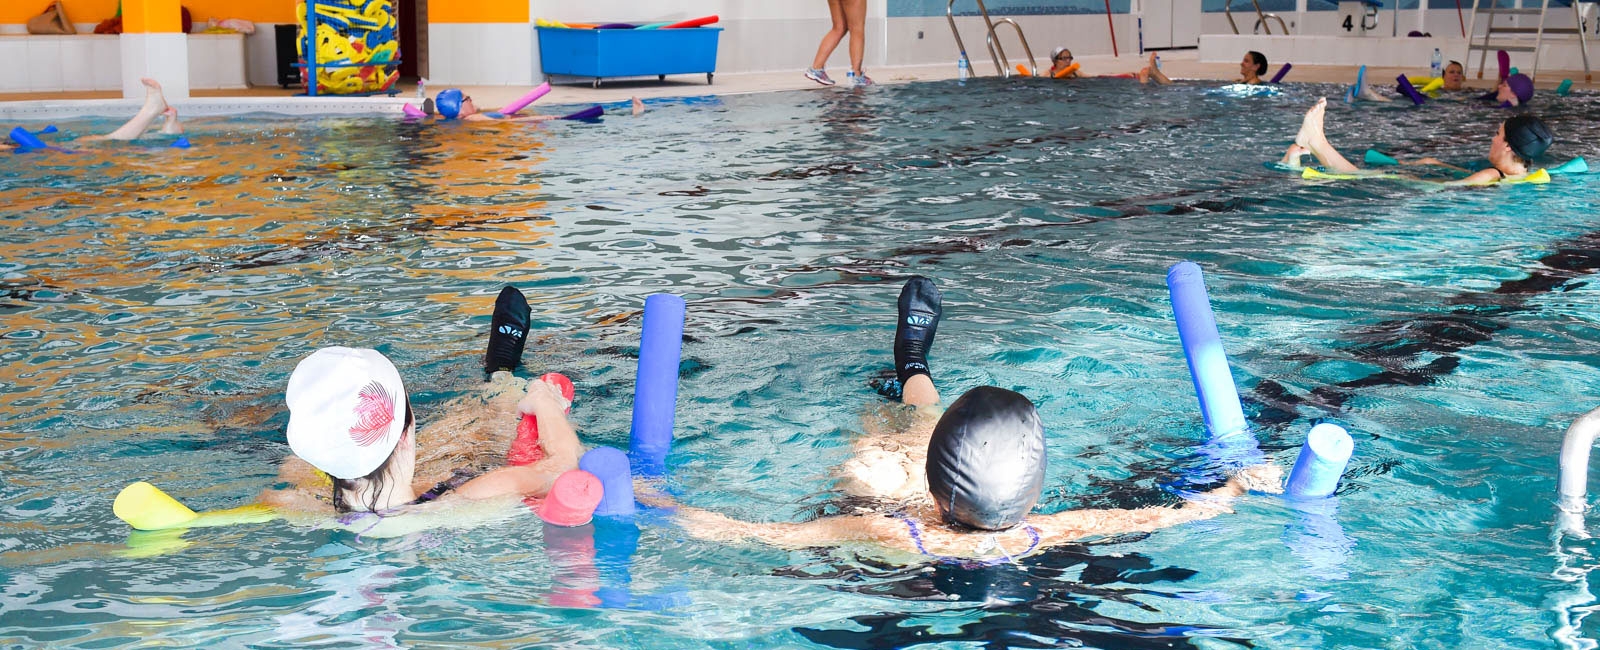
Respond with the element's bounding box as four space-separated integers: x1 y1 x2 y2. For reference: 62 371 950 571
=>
1166 261 1248 440
1344 65 1368 103
597 23 636 29
1015 64 1032 77
629 294 686 476
1286 423 1353 499
1303 166 1549 185
170 137 191 149
1498 50 1510 81
637 21 671 30
402 102 425 118
538 470 604 526
508 373 576 466
579 447 635 517
925 386 1046 530
1420 77 1445 95
1053 62 1080 79
663 15 718 29
1269 62 1292 84
1557 79 1574 96
113 482 278 531
535 18 569 28
500 82 552 116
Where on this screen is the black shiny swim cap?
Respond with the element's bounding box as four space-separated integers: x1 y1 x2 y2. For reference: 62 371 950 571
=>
925 386 1047 531
1504 114 1553 161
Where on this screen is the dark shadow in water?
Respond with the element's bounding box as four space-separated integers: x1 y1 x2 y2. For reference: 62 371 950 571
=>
782 541 1252 650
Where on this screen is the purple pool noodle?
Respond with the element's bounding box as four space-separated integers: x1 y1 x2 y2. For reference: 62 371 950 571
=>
597 23 636 29
629 293 685 476
1166 261 1248 439
1269 63 1292 84
1396 75 1427 105
560 105 605 121
579 447 636 517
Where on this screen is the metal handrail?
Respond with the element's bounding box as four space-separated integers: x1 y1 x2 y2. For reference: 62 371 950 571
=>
1254 13 1290 35
946 0 1037 78
989 18 1039 77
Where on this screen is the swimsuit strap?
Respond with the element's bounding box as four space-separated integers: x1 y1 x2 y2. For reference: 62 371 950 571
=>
895 513 1041 567
410 467 484 505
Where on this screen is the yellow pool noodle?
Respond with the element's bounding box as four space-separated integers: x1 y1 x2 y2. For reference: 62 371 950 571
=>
114 482 278 531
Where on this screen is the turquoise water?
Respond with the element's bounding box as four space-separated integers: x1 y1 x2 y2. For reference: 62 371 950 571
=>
3 79 1600 648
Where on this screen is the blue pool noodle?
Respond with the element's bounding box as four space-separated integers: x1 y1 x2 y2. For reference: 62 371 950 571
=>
629 293 686 476
9 126 47 150
1166 261 1248 439
580 446 635 517
1286 423 1354 499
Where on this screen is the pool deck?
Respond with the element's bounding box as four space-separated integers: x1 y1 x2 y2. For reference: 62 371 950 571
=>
0 49 1592 120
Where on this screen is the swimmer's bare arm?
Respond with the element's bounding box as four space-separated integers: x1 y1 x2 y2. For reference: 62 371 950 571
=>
673 505 906 549
1029 464 1283 543
454 377 581 499
1400 157 1473 173
1455 167 1510 185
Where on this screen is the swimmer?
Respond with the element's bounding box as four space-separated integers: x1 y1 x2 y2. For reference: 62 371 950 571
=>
659 276 1281 561
430 88 557 122
259 286 584 537
1049 47 1081 78
84 78 185 141
1440 60 1467 92
1238 51 1268 85
1138 51 1172 85
1492 72 1535 108
1279 97 1552 184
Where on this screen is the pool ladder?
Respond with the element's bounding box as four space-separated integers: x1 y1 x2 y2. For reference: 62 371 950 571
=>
1224 0 1290 35
946 0 1039 78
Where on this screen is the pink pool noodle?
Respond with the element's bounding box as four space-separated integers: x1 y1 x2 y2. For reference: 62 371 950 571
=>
538 470 603 527
402 103 426 118
500 82 552 116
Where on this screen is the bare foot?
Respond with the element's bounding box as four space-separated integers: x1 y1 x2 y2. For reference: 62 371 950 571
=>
1280 143 1310 167
141 77 168 112
160 107 184 135
1293 97 1328 150
630 96 644 117
1138 66 1151 84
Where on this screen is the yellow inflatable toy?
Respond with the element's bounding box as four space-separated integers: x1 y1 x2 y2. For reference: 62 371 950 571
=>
113 481 278 531
1301 166 1550 186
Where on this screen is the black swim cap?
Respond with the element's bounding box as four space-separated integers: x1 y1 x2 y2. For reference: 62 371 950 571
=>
1504 114 1553 161
925 386 1047 531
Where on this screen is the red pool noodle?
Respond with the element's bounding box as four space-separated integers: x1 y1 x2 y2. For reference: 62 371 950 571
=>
663 15 718 29
507 373 575 466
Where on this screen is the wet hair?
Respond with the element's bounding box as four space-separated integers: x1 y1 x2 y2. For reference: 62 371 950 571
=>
331 398 414 513
1502 114 1553 164
1246 51 1268 77
1445 60 1463 73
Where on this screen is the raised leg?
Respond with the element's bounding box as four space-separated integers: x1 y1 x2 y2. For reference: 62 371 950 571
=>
101 78 168 141
1293 98 1360 173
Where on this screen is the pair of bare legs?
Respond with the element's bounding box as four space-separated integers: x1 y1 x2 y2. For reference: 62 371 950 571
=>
811 0 868 80
1278 98 1359 173
91 78 183 141
1137 52 1172 85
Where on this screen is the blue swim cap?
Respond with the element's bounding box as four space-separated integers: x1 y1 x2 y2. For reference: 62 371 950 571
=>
435 89 464 119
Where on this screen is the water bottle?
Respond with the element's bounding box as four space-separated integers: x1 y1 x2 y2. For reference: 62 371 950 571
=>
1430 49 1442 78
957 56 970 83
1155 53 1162 70
846 70 856 87
417 77 427 100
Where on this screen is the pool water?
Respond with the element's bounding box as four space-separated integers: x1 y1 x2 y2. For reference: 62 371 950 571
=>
4 78 1600 648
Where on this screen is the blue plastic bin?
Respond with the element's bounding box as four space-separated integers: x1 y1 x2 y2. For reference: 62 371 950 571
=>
537 27 722 87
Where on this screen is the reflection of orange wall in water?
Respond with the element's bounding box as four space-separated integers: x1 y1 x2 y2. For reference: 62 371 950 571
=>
0 121 564 407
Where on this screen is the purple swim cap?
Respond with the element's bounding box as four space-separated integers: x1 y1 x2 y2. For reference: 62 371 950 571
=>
1506 74 1534 105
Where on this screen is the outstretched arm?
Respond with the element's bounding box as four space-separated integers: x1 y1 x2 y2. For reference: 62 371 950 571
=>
1029 464 1283 543
673 504 899 548
455 377 582 499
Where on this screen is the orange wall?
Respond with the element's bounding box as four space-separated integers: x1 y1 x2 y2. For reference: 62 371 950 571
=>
1 0 118 24
1 0 297 25
430 0 527 24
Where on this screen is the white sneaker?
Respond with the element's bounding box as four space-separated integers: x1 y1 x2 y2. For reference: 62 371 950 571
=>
853 73 875 88
805 68 836 86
